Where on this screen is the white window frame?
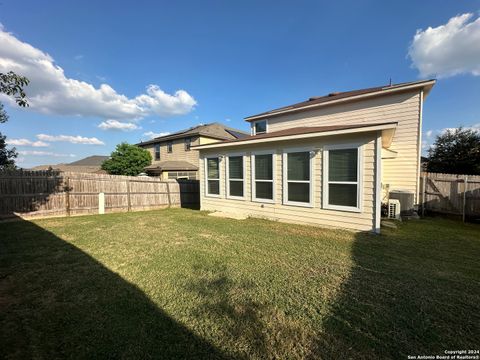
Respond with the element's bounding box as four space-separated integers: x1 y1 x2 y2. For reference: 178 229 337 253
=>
226 153 246 200
252 119 268 135
323 143 363 213
282 147 315 208
205 156 221 198
251 150 276 203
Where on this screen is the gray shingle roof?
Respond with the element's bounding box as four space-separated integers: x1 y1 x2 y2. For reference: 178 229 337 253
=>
137 122 249 146
144 160 198 171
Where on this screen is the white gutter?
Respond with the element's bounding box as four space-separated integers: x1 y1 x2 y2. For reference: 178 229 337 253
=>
245 80 436 121
193 123 397 150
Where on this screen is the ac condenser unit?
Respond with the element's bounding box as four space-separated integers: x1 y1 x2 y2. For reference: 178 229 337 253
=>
388 199 401 219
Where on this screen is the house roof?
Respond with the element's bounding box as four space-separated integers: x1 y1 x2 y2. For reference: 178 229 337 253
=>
68 155 110 166
30 155 109 173
144 160 199 172
193 122 397 150
136 122 249 146
245 79 436 121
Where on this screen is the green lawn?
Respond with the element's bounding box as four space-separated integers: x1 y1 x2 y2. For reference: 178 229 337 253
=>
0 209 479 359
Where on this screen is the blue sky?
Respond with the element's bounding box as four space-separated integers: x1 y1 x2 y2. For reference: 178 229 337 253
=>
1 0 479 167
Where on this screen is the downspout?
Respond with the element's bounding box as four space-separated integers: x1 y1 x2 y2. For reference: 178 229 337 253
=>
416 90 424 205
374 131 382 234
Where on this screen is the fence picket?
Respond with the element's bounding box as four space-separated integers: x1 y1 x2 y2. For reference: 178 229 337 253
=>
0 170 199 220
421 172 480 219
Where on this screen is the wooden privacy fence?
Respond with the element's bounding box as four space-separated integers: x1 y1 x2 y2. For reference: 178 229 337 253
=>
0 170 199 220
420 172 480 221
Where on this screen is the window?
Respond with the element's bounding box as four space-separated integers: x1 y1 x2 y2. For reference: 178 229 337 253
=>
323 145 362 212
168 171 197 180
283 150 313 206
227 155 244 198
185 137 191 151
253 120 267 135
205 157 220 196
167 141 173 153
154 144 160 160
252 152 274 202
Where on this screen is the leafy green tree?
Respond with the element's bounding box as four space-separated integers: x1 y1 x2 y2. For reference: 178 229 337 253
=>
427 127 480 175
102 142 152 176
1 71 30 170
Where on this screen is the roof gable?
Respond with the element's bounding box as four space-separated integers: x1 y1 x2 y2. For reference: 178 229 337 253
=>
245 79 435 121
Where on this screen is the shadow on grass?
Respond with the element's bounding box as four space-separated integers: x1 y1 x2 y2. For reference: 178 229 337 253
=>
186 263 267 358
0 218 230 359
311 222 480 359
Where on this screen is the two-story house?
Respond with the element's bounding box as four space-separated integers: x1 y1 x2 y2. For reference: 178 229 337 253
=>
137 123 248 180
193 79 436 233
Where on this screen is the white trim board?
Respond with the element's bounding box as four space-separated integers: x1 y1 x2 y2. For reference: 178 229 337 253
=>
193 123 397 150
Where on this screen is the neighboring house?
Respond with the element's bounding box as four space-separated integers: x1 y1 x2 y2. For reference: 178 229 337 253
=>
31 155 109 173
194 79 436 233
136 123 248 180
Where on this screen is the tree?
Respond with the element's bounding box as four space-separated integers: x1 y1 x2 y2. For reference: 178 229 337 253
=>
102 143 152 176
0 71 30 170
427 127 480 175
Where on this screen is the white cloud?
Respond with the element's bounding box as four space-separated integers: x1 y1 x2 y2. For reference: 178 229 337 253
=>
143 131 171 139
425 130 433 138
408 13 480 78
37 134 104 145
7 138 49 147
98 119 140 131
439 123 480 134
74 54 84 61
0 26 197 120
18 150 76 157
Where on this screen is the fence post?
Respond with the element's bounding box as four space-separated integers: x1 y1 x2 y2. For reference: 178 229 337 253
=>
463 175 468 223
126 180 131 212
166 181 172 208
98 192 105 214
65 176 70 216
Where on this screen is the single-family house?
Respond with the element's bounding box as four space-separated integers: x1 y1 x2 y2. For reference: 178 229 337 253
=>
193 79 436 232
137 123 248 180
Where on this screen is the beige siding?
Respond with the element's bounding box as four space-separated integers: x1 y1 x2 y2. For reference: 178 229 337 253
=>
199 136 224 145
263 90 421 201
141 136 229 170
142 136 200 165
199 133 378 232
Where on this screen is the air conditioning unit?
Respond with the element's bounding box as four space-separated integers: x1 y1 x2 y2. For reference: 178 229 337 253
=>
388 199 401 219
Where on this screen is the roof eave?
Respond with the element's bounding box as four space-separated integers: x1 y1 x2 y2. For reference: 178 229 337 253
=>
245 79 436 122
192 123 397 150
136 133 230 146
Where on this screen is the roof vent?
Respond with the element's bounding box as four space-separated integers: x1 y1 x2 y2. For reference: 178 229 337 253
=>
328 92 341 97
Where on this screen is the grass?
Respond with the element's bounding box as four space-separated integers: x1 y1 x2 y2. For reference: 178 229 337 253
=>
0 209 479 359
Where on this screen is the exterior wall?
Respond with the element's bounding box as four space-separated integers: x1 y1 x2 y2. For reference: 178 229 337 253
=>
142 136 201 165
199 136 224 145
199 132 379 232
259 90 422 202
141 136 228 167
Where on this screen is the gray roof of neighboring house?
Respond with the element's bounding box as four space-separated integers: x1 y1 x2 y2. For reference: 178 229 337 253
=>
30 155 109 173
136 122 249 146
68 155 110 166
144 160 199 172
